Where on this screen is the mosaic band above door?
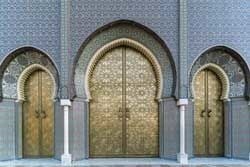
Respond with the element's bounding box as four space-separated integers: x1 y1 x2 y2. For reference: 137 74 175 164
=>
89 46 159 157
23 70 54 158
194 69 224 156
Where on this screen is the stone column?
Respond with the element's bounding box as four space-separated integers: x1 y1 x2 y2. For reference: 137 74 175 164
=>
60 99 71 165
177 99 188 164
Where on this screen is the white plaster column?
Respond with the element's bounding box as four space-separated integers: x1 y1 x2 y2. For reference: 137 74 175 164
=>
61 99 72 165
177 99 188 164
249 101 250 160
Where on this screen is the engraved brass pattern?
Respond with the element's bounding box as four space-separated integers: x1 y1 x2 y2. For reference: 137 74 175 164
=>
89 46 158 157
23 70 54 157
194 69 224 156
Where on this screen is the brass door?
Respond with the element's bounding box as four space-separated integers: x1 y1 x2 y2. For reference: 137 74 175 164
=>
23 70 54 157
89 46 158 157
194 69 224 156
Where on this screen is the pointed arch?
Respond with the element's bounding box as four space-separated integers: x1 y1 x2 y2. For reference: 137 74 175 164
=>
0 46 60 100
189 45 250 99
72 19 176 99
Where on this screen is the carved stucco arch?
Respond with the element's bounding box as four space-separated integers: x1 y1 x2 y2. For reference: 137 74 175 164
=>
192 63 230 100
85 38 163 100
17 64 57 101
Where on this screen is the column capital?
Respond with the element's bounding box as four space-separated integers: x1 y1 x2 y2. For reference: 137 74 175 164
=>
60 99 71 106
15 99 24 103
177 98 188 106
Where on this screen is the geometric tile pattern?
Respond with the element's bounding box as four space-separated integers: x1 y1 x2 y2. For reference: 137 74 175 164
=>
0 0 60 65
70 0 179 65
187 0 250 67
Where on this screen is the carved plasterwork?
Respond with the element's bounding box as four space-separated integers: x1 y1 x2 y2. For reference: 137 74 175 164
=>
17 64 56 101
192 63 229 100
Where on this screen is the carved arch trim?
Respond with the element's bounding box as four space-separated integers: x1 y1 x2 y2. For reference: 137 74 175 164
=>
17 64 57 101
192 63 230 100
85 38 163 100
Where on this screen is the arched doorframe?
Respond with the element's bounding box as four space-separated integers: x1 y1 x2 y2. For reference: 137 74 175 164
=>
85 38 163 101
15 64 57 158
192 63 230 101
17 64 57 101
85 38 164 156
192 63 230 157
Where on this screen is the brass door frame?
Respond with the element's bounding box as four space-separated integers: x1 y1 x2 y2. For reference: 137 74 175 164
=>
89 46 159 157
22 70 55 158
193 69 224 157
121 47 127 154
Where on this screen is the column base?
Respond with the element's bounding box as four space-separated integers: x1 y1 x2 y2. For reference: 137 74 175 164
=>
61 154 72 165
177 153 188 164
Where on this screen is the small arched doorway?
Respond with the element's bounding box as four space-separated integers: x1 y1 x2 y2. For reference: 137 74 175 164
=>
193 69 224 156
22 69 55 158
89 46 159 157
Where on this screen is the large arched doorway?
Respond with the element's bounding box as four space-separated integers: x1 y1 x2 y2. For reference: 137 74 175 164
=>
22 70 54 158
193 69 224 156
89 46 159 157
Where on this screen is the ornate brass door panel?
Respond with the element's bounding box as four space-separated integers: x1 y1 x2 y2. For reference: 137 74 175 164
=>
90 47 123 157
89 46 158 157
194 69 224 156
125 47 158 156
23 70 54 157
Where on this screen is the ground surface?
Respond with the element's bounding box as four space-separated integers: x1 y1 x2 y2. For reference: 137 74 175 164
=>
0 158 249 166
